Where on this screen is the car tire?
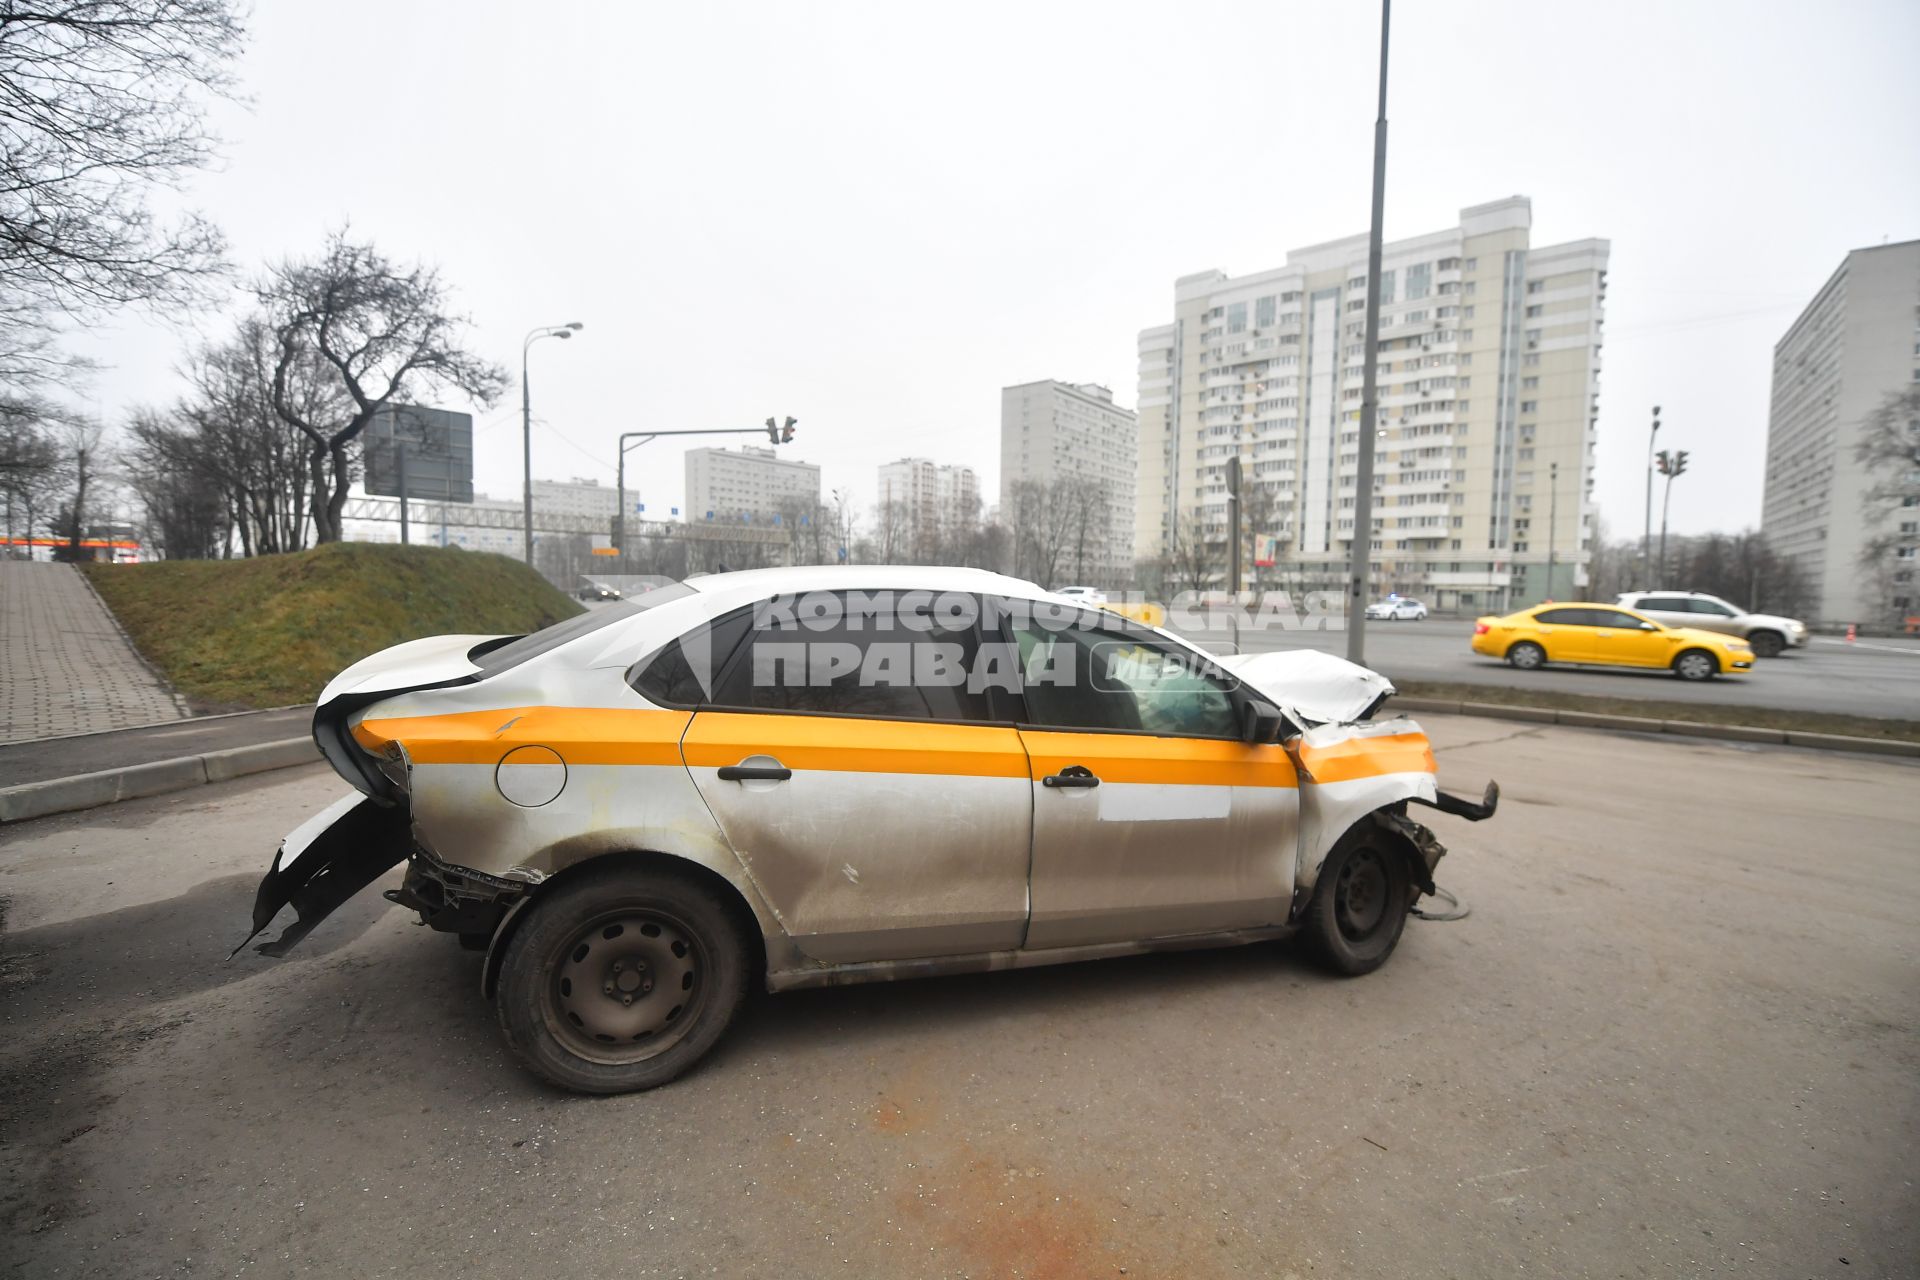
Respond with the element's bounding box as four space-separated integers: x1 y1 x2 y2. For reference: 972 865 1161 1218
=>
495 863 749 1094
1748 630 1785 658
1507 641 1546 671
1302 827 1413 976
1672 649 1718 682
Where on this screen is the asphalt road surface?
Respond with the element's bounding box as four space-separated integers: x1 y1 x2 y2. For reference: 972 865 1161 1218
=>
1174 618 1920 720
3 721 1917 1278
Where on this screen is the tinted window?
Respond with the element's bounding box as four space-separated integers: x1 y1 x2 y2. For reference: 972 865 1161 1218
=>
1535 608 1592 626
1013 619 1239 738
1690 599 1738 617
1586 609 1647 629
628 610 753 707
1636 596 1691 612
711 593 994 722
475 582 700 675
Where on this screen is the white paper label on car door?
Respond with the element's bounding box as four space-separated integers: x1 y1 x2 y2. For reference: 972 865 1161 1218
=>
1097 783 1232 823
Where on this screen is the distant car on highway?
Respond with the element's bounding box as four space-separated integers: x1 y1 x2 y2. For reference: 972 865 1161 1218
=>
1365 596 1428 621
1471 602 1753 681
237 565 1497 1094
575 580 623 602
1053 584 1108 606
1613 590 1807 658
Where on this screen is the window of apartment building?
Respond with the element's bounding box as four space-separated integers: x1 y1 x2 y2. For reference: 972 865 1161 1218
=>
1525 329 1541 346
1462 258 1477 270
1437 306 1459 319
1228 302 1247 334
1525 305 1544 318
1523 352 1541 366
1405 262 1431 299
1527 280 1546 294
1522 376 1540 389
1255 295 1276 327
1520 400 1538 414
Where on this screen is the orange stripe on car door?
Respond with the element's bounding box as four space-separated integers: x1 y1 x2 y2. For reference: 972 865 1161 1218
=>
681 712 1030 778
1019 730 1298 788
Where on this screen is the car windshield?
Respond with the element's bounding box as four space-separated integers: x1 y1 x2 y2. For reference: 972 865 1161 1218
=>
471 581 699 675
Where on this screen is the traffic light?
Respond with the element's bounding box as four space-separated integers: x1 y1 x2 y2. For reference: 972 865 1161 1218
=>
765 417 779 445
1671 449 1689 478
1655 449 1672 476
781 415 797 443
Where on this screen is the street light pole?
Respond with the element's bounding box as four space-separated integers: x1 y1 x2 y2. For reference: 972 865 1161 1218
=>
1642 405 1660 586
522 322 584 565
1346 0 1391 668
1546 460 1558 599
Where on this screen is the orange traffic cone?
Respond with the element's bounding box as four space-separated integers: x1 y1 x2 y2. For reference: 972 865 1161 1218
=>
1845 623 1856 644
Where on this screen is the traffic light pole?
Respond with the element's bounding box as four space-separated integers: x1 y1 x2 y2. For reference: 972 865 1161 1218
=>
612 421 799 553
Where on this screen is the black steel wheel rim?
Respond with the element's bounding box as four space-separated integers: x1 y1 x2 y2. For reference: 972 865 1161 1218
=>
1335 848 1390 941
544 907 708 1065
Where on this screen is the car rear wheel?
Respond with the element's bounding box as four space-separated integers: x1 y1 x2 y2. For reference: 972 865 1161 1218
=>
1507 640 1546 671
1672 649 1718 681
495 865 748 1094
1302 831 1413 976
1748 630 1785 658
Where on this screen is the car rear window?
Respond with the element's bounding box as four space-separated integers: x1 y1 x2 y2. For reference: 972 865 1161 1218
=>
1535 607 1590 626
472 582 700 675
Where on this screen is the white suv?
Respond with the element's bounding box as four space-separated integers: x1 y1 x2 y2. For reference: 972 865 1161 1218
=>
1613 591 1808 658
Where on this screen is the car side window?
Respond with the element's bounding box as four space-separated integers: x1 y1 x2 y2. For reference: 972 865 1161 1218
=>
628 610 753 707
1694 600 1737 617
1587 609 1644 629
1535 608 1591 627
709 592 994 723
1638 596 1689 612
1011 618 1239 739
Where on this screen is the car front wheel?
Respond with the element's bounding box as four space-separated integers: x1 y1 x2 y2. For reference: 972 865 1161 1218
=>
1672 649 1718 682
1748 630 1785 658
1302 830 1413 976
495 864 749 1094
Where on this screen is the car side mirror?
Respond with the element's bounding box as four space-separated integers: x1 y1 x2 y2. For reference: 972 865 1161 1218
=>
1241 699 1288 745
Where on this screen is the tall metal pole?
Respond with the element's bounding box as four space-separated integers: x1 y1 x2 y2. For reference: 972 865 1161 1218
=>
1659 472 1674 587
397 437 409 546
1642 405 1660 587
1546 460 1558 600
521 346 534 565
1345 0 1391 667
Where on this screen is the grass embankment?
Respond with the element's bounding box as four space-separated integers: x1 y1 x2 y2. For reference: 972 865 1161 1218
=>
84 543 583 712
1394 679 1920 743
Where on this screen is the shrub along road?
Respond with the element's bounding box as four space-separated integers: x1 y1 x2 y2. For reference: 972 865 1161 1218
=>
2 714 1915 1278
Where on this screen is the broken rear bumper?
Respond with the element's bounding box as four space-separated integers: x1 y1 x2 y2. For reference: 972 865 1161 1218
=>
232 793 411 958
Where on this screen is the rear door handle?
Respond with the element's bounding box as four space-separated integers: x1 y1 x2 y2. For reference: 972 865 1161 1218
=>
718 764 792 782
1042 765 1100 789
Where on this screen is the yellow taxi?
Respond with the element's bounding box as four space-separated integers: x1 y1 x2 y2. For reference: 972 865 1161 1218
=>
1471 602 1753 681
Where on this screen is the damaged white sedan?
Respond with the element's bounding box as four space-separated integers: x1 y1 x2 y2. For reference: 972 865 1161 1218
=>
239 566 1496 1093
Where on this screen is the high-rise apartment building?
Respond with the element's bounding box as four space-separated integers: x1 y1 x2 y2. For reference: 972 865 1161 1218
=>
1761 239 1920 625
1136 197 1608 609
878 457 980 556
684 446 821 522
999 380 1138 584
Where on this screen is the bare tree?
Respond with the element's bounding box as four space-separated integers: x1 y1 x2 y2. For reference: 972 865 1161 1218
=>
1 399 64 553
1165 506 1222 595
0 0 242 344
47 417 103 559
257 232 507 543
1854 385 1920 626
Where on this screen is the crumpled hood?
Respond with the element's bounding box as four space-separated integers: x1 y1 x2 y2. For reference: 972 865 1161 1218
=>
315 633 504 705
1215 648 1396 723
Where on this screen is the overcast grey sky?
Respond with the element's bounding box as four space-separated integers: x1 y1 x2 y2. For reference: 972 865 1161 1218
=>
70 0 1920 539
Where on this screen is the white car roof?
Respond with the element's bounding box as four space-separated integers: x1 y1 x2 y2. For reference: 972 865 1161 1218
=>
682 563 1048 609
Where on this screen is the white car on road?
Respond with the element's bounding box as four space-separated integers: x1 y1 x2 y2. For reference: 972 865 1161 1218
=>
1365 597 1428 621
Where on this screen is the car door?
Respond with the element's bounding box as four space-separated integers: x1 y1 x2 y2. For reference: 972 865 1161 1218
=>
1000 602 1299 950
1681 597 1744 638
1631 595 1695 630
1583 606 1665 667
1532 607 1599 662
679 591 1032 964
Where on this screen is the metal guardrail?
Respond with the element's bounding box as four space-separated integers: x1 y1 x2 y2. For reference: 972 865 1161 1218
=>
341 497 792 545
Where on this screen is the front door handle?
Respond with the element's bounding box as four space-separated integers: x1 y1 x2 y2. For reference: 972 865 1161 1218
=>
718 764 792 782
1042 765 1100 789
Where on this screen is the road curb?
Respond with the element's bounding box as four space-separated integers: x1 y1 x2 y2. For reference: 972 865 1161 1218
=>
1391 696 1920 758
0 736 320 825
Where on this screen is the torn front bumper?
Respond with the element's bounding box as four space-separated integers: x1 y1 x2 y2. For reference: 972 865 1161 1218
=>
232 793 412 958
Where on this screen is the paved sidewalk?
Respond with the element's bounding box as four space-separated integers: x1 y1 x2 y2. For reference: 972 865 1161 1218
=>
0 560 187 744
